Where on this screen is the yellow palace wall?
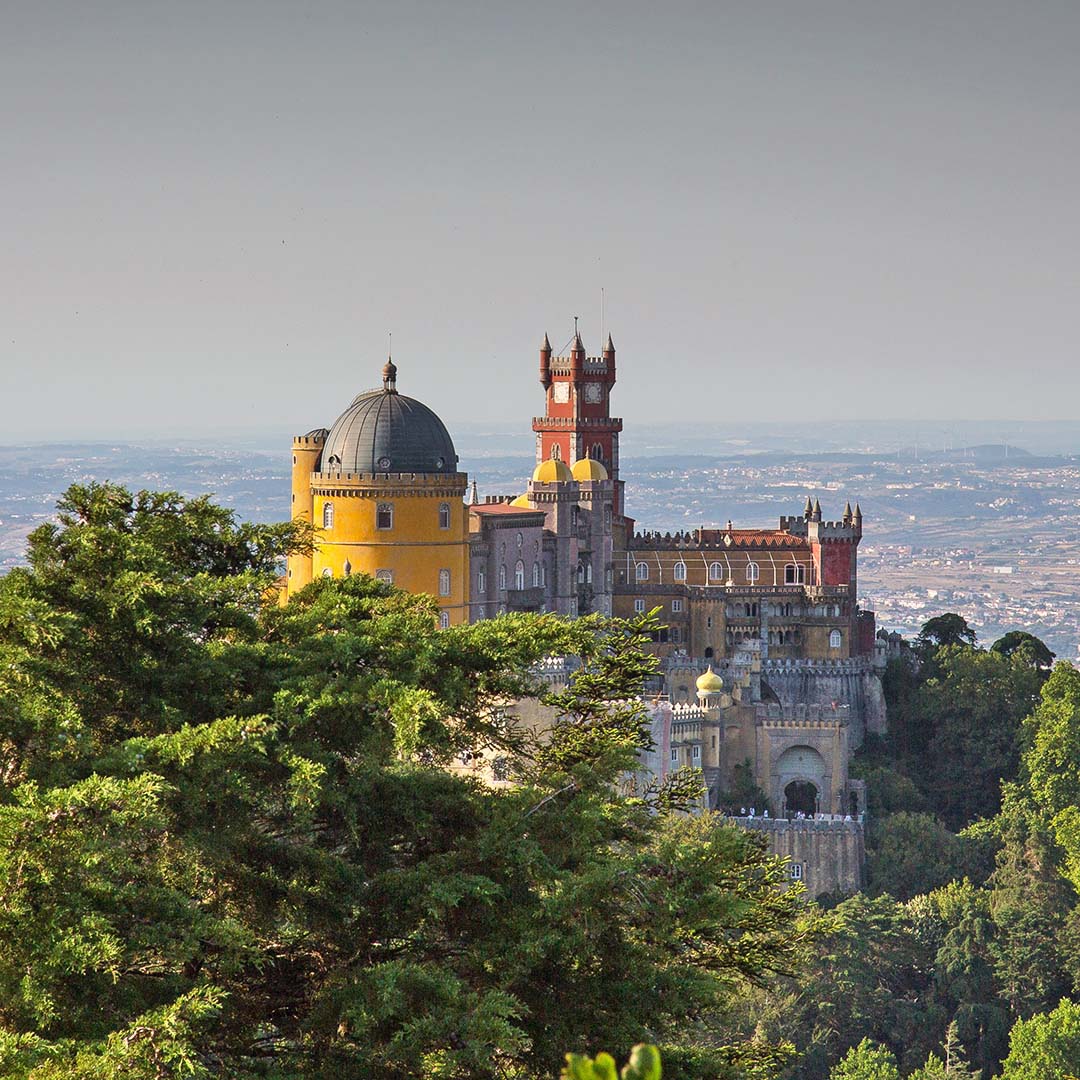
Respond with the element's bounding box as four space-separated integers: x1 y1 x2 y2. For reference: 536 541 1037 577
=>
287 468 470 625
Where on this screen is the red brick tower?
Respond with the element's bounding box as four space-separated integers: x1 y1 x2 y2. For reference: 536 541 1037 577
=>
533 327 625 516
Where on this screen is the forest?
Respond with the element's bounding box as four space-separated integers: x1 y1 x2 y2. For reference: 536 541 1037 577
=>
0 484 1078 1079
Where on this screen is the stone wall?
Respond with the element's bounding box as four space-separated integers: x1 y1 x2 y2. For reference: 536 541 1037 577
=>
760 658 886 743
736 816 865 897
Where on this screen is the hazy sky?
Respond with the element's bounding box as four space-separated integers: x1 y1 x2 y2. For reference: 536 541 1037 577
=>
3 1 1079 440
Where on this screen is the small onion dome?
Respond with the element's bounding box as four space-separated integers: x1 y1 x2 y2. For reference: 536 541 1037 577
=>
571 457 609 482
696 665 724 695
532 458 573 483
509 493 532 508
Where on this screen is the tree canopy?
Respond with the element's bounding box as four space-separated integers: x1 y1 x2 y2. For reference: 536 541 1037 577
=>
0 482 818 1080
915 614 976 655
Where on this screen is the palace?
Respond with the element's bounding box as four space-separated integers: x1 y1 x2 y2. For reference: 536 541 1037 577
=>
287 328 885 894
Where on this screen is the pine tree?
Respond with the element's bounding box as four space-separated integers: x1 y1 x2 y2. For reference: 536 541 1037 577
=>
0 483 820 1080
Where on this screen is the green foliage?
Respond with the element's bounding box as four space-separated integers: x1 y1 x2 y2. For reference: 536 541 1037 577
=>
0 483 817 1080
827 1039 900 1080
865 813 969 901
849 763 927 819
1022 663 1080 893
563 1043 662 1080
716 758 773 816
987 807 1074 1018
1000 999 1080 1080
916 615 976 655
908 1022 979 1078
990 632 1055 671
906 647 1043 829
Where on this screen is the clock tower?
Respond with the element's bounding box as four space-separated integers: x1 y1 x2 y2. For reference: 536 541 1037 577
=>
533 327 625 516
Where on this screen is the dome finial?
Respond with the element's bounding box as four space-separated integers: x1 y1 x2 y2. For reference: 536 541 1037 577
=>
382 333 398 393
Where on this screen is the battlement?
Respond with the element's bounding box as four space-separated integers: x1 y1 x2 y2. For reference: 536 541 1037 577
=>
756 704 850 725
760 656 872 675
310 471 468 497
532 416 623 430
628 527 807 550
292 430 328 448
732 814 864 832
670 704 708 720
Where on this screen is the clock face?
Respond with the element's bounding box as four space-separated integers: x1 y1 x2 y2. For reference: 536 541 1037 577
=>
553 382 570 404
584 383 603 404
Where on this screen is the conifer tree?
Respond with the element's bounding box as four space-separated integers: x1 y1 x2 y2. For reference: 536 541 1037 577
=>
0 483 819 1080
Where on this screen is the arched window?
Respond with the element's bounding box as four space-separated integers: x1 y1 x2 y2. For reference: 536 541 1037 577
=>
514 560 525 590
516 532 523 550
785 563 805 584
322 502 334 529
673 561 687 581
438 569 451 596
746 561 759 583
498 565 506 590
376 503 393 530
635 562 649 582
830 629 843 649
322 567 332 578
591 442 604 461
439 611 450 629
438 503 451 530
532 562 541 587
709 562 723 581
375 569 393 584
551 443 561 460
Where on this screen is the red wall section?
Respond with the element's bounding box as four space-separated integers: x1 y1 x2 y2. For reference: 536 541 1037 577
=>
817 541 854 586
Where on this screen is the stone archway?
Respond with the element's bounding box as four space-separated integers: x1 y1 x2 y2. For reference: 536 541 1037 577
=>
784 779 819 816
775 744 829 817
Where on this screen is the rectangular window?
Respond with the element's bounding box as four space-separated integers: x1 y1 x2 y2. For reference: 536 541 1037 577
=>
634 599 646 614
692 745 701 761
376 503 394 530
438 503 451 529
672 599 683 613
670 748 678 763
438 569 451 597
477 571 485 593
706 616 713 629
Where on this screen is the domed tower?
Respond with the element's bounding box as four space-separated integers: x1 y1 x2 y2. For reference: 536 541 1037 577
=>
286 358 469 625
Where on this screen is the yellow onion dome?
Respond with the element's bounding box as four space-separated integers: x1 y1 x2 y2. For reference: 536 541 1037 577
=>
571 457 609 481
532 458 574 483
696 665 724 695
509 493 532 508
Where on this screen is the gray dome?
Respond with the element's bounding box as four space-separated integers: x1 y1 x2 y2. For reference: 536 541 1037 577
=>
321 386 458 475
